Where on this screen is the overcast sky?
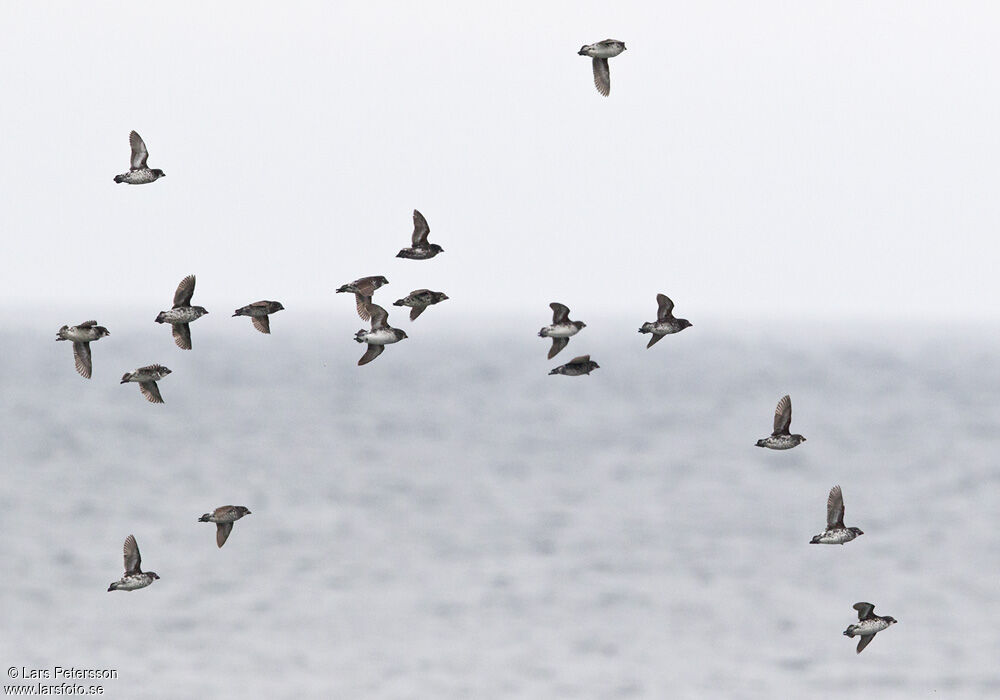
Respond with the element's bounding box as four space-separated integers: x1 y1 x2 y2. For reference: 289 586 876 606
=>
2 2 998 321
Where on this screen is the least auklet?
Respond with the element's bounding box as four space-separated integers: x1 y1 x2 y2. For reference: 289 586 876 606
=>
578 40 627 97
337 276 389 321
549 354 600 376
843 602 897 654
393 289 449 321
121 364 172 404
113 131 165 184
755 395 806 449
199 506 252 548
107 535 160 592
810 485 863 545
638 293 692 348
538 302 587 359
396 210 444 260
355 302 407 365
55 320 110 379
233 300 285 334
155 275 208 350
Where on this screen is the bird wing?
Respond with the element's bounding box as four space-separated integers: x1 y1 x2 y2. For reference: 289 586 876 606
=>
646 333 664 349
77 320 97 328
216 522 234 548
368 303 389 330
827 485 845 529
123 534 141 574
568 355 590 365
72 342 92 379
173 275 196 307
592 58 611 97
251 315 271 334
358 344 384 366
854 602 876 621
550 302 570 324
355 294 372 321
412 209 430 246
172 323 192 350
656 294 675 321
129 131 148 170
548 337 569 359
139 381 164 404
856 634 876 654
410 306 426 321
773 395 792 435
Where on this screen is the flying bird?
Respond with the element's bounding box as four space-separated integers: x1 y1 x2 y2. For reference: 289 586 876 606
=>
121 364 172 404
113 131 166 184
396 210 444 260
337 276 389 321
155 275 208 350
755 395 807 449
233 301 285 334
538 303 586 359
107 535 160 591
549 354 600 376
638 294 692 348
810 486 864 544
843 602 897 654
55 321 110 378
577 39 627 96
199 506 252 548
354 303 407 366
393 289 449 321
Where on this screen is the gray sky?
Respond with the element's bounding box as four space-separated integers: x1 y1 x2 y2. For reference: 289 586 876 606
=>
2 1 999 320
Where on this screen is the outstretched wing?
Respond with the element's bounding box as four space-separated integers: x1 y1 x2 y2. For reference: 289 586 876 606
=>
129 131 148 170
368 303 389 330
251 316 271 334
856 634 876 654
773 395 792 435
827 485 845 529
592 57 610 97
410 306 426 321
412 209 430 246
139 381 164 404
172 323 192 350
548 336 568 359
568 355 591 365
550 302 570 324
358 344 384 366
656 294 675 321
216 522 234 548
173 275 196 307
72 342 92 379
853 602 876 621
77 320 97 328
355 294 372 321
123 534 141 574
646 334 664 349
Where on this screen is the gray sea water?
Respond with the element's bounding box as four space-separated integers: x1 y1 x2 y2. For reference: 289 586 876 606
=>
2 312 999 698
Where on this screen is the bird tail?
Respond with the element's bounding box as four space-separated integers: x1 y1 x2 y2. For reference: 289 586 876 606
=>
113 174 125 183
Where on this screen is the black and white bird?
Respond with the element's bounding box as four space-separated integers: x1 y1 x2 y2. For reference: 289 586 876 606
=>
233 301 285 334
396 210 444 260
155 275 208 350
755 395 806 449
107 535 160 591
843 602 897 654
577 39 627 96
199 506 252 548
638 294 692 348
549 354 600 376
355 303 407 366
810 486 864 545
113 131 166 184
538 303 586 359
393 289 448 321
55 321 110 378
121 365 172 404
337 276 389 321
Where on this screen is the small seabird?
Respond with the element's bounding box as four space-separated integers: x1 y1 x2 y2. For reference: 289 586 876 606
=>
354 303 407 366
577 39 627 97
113 131 166 184
121 364 172 404
396 210 444 260
107 535 159 592
55 320 110 379
638 294 692 348
538 303 586 359
755 395 807 449
843 602 897 654
393 289 449 321
199 506 252 548
810 485 864 545
233 300 285 334
549 354 600 376
155 275 208 349
337 276 389 321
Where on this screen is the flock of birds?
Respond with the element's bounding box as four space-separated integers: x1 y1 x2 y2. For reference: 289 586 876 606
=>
63 41 898 656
